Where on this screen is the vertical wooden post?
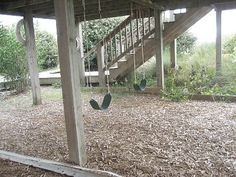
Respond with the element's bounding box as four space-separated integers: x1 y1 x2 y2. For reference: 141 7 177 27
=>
54 0 86 165
154 8 164 91
97 43 106 87
24 9 42 105
170 39 177 70
75 20 85 86
216 7 222 76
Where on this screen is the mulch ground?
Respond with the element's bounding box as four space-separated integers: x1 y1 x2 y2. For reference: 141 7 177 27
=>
0 87 236 176
0 159 66 177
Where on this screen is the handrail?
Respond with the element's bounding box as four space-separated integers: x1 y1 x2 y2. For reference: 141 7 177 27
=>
82 7 155 72
104 28 155 70
82 16 131 61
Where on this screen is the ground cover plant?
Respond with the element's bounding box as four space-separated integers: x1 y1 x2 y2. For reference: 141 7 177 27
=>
135 32 236 101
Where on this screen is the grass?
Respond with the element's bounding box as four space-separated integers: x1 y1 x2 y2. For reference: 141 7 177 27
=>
134 41 236 101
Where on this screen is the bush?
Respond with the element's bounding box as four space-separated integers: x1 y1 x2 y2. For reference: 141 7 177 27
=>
177 32 197 55
0 25 28 93
36 30 58 70
83 17 125 70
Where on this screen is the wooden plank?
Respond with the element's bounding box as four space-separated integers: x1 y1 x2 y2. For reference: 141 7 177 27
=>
125 24 128 50
136 11 140 41
170 39 177 69
164 7 212 45
0 150 121 177
214 1 236 10
6 0 50 10
152 0 236 10
148 9 151 32
105 29 155 70
114 35 117 57
216 7 222 75
119 28 122 55
75 20 85 86
154 8 164 91
54 0 86 165
97 43 106 87
23 9 42 105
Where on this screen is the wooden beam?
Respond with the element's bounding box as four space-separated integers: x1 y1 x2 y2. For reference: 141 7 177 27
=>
0 150 121 177
54 0 86 165
97 44 106 87
170 39 177 70
154 8 164 91
24 9 42 105
152 0 236 10
131 0 155 9
6 0 51 10
214 1 236 10
75 20 85 86
164 7 212 45
216 7 222 75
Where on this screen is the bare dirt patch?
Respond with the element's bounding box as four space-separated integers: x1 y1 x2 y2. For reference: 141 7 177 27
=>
0 87 236 176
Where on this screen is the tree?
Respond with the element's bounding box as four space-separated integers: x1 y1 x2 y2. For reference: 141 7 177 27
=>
223 34 236 55
177 31 197 55
0 25 28 92
35 30 58 70
83 17 125 70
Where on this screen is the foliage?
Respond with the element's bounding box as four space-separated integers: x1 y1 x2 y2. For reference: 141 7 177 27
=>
52 81 62 88
177 31 197 55
161 68 188 102
83 17 125 70
35 30 58 70
136 39 236 101
223 34 236 55
0 25 28 93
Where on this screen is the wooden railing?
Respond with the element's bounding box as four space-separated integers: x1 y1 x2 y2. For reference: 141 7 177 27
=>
82 7 155 72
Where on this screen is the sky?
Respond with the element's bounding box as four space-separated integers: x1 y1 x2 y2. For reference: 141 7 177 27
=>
1 9 236 43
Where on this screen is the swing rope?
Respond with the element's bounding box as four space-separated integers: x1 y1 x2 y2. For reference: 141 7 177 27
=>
133 6 147 91
141 9 146 80
130 3 137 84
88 0 112 110
98 0 110 93
82 0 91 87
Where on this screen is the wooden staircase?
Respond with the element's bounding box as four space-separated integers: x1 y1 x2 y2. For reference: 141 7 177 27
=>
83 6 212 83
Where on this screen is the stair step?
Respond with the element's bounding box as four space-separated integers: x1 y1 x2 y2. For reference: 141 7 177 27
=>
118 59 127 62
109 66 119 70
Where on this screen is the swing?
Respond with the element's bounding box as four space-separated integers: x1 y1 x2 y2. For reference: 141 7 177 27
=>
82 0 112 110
132 8 147 91
133 79 147 91
89 93 112 110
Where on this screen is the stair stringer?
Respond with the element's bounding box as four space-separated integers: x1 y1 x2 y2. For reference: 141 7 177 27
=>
109 6 213 80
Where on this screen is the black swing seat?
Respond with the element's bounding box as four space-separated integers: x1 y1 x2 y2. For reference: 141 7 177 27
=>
133 79 147 91
89 93 112 110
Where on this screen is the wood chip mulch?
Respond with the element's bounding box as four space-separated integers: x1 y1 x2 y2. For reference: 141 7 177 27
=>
0 159 67 177
0 87 235 177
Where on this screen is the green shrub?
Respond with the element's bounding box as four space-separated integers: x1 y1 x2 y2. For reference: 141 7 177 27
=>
0 25 28 93
52 81 62 88
83 17 125 70
36 30 58 70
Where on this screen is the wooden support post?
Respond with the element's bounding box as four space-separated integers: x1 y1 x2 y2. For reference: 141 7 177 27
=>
75 20 85 86
24 9 42 105
170 39 177 70
97 43 106 87
154 8 164 91
54 0 86 165
216 7 222 76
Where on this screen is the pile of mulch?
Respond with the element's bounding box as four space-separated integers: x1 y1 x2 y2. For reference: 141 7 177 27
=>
0 87 235 176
